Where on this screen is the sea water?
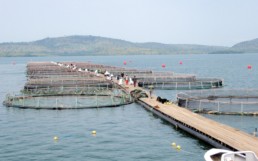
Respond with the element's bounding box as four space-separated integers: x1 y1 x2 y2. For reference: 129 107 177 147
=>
0 54 258 161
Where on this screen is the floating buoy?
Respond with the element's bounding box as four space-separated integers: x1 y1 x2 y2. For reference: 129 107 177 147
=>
171 142 176 146
176 145 181 150
12 61 16 65
92 130 96 135
53 136 59 141
179 61 183 65
247 65 252 69
123 61 127 65
161 64 166 68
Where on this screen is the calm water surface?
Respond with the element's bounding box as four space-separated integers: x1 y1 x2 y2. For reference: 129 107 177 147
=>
1 54 258 161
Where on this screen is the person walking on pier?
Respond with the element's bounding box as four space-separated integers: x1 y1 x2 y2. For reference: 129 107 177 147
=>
125 75 129 85
148 85 154 99
118 77 123 85
132 76 137 87
129 77 133 85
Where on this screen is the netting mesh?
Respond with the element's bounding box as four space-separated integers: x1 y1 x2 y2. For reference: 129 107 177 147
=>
22 86 125 96
177 89 258 115
51 62 223 90
138 78 223 90
24 81 114 90
4 94 131 109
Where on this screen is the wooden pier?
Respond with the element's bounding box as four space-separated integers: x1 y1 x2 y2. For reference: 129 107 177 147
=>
117 81 258 155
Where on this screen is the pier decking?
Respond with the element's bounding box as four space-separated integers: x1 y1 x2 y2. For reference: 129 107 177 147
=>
139 98 258 153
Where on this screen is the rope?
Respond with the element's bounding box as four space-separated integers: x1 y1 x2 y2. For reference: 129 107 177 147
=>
179 149 201 156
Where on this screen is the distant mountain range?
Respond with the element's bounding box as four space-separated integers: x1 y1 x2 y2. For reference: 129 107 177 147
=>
0 35 257 57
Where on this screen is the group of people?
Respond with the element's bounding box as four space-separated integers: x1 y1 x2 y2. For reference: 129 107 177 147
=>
55 62 89 72
118 74 137 87
53 62 138 87
104 70 113 80
103 71 137 87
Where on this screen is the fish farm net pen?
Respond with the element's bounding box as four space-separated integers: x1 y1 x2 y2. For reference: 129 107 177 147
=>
4 93 133 109
177 89 258 115
138 78 223 90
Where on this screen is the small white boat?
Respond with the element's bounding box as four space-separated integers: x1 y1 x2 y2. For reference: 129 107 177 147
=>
204 148 258 161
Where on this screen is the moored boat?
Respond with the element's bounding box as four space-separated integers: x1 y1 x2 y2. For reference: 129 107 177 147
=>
204 148 258 161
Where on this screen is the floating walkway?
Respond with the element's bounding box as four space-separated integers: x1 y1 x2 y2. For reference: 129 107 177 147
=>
138 98 258 154
110 73 258 154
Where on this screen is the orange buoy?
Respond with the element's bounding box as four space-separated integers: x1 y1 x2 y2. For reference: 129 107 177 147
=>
123 61 127 65
162 64 166 68
179 61 183 65
247 65 252 69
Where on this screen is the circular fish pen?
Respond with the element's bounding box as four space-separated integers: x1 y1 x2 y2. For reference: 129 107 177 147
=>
4 88 132 109
22 86 126 96
177 89 258 115
4 95 132 109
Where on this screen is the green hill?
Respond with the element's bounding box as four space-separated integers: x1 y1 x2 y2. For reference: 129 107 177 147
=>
231 38 258 53
0 35 228 57
210 38 258 54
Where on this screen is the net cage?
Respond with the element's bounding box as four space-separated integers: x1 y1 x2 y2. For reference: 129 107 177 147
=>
72 62 152 75
24 78 115 90
177 89 258 115
4 93 132 109
138 77 223 90
3 62 133 109
39 61 153 76
4 87 132 109
22 86 124 96
52 62 224 90
26 62 116 90
66 61 224 90
27 63 97 79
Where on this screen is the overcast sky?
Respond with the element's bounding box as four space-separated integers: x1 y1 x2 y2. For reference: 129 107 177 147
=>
1 0 258 46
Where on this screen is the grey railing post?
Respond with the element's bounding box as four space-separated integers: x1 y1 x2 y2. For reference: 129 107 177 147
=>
76 96 78 108
241 102 243 113
199 100 202 112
